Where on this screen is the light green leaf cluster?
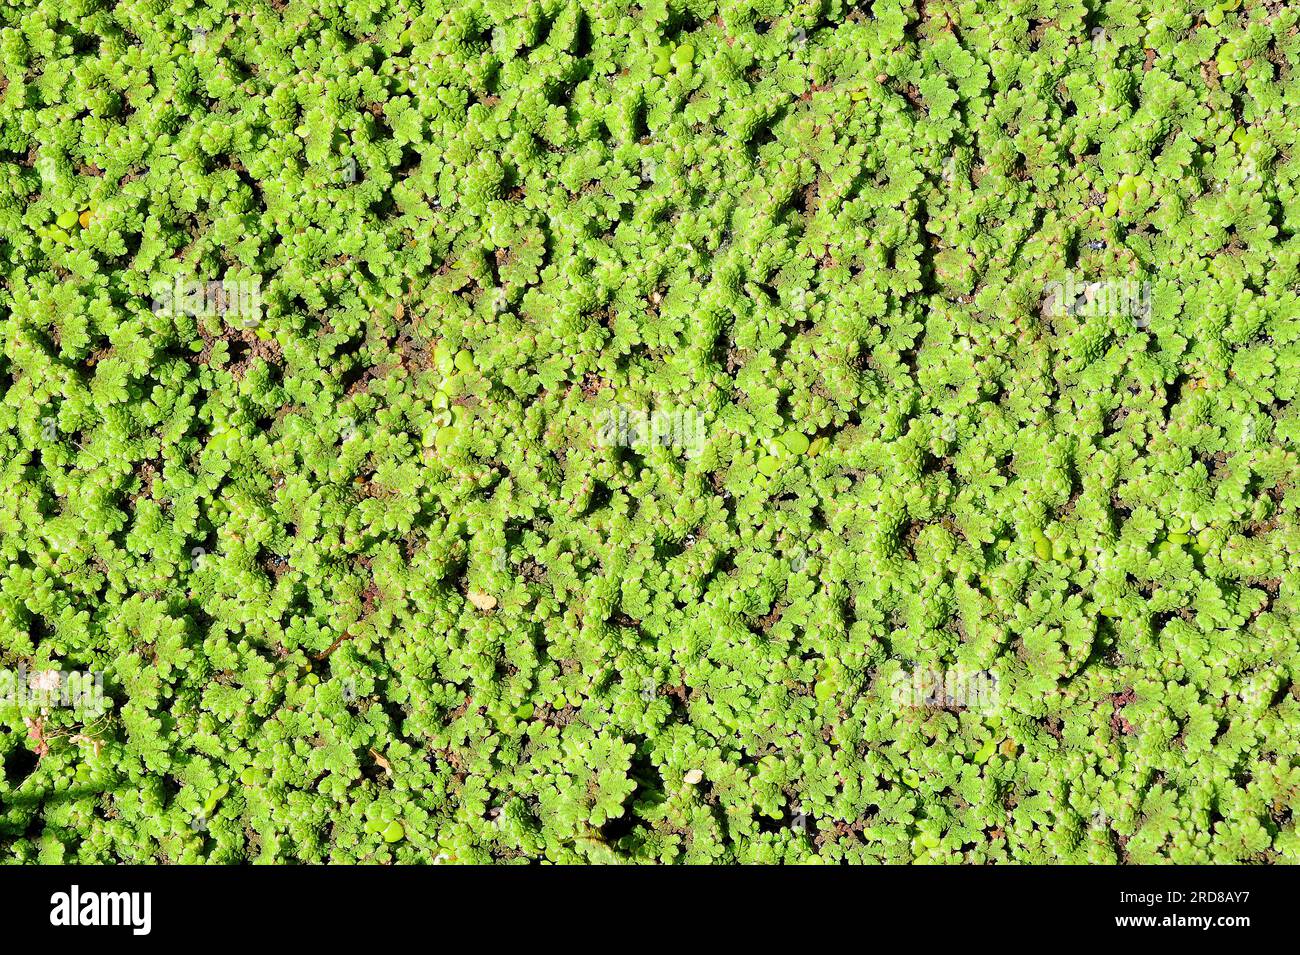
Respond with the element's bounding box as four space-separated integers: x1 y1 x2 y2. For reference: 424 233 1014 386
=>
0 0 1298 864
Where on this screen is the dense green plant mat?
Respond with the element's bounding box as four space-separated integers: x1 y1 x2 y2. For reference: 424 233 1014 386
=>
1 0 1298 865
